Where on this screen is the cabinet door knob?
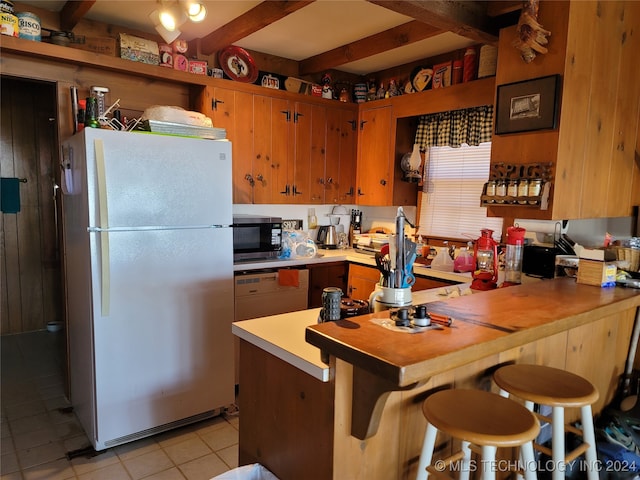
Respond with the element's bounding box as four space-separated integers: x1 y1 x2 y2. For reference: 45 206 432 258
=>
359 120 367 130
326 177 334 185
380 179 387 186
244 174 255 187
357 188 364 196
348 120 357 130
280 110 291 121
212 99 224 110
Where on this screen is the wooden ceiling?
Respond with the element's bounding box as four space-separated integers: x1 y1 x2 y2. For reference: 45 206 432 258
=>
23 0 522 76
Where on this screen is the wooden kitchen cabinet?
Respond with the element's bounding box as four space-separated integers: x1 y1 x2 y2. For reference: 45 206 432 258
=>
326 106 358 204
488 1 640 221
307 261 348 308
347 263 381 301
356 105 393 206
193 86 254 203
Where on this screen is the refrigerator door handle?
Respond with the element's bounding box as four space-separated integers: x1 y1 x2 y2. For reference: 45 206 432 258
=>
95 139 111 316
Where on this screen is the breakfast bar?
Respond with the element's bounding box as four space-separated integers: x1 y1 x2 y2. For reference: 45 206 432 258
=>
234 278 640 480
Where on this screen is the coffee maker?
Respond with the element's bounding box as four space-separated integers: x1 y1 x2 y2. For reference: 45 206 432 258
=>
317 225 338 249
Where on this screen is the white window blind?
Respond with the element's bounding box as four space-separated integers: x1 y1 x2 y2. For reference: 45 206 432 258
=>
418 142 503 240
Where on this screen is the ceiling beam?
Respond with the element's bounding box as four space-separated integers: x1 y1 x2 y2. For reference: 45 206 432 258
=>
299 20 444 75
368 0 499 46
60 0 96 32
199 0 315 56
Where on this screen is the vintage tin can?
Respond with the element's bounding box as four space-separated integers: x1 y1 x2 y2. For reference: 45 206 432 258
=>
16 11 40 41
0 12 18 37
0 0 14 14
159 44 173 68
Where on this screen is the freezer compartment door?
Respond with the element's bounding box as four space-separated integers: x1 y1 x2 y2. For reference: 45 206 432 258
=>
83 129 232 228
89 226 234 448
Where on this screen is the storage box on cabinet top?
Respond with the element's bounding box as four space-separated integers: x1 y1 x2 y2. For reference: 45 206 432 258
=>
119 33 159 65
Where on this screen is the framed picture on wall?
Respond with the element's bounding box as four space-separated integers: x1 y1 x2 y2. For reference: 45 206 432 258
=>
495 74 561 135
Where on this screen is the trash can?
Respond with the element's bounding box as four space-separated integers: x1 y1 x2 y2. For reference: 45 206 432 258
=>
210 463 279 480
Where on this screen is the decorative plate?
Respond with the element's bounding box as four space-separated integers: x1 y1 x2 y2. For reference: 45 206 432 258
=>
411 66 433 92
218 46 258 83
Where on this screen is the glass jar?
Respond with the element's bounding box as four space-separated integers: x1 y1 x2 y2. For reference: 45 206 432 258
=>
485 180 496 203
517 178 529 204
495 179 507 203
507 179 519 202
529 178 542 204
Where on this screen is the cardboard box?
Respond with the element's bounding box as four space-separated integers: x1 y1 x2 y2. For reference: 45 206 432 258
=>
69 36 117 56
119 33 159 65
577 259 617 287
577 247 616 262
432 61 452 89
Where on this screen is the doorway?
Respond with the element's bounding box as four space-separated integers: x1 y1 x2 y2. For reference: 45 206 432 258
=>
1 76 65 371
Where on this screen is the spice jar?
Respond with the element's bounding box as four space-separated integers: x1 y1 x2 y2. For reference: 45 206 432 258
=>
485 180 496 203
517 178 529 204
529 178 542 204
507 179 519 202
495 179 507 203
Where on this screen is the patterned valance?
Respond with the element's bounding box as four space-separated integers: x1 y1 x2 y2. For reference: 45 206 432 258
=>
414 105 494 149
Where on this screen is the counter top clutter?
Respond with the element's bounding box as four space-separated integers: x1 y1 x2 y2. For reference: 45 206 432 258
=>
232 283 472 382
232 246 470 284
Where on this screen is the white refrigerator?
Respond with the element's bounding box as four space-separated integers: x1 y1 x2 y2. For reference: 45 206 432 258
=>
62 128 235 451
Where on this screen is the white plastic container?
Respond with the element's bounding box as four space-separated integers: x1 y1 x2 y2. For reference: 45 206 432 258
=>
430 247 454 272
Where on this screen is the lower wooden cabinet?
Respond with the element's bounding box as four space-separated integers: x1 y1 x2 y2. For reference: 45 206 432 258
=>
307 261 348 308
347 263 382 301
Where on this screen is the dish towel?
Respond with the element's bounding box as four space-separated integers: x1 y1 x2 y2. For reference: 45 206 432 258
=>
278 269 299 287
1 177 21 214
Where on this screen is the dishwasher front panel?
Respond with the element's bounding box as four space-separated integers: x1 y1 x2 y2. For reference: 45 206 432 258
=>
234 269 309 321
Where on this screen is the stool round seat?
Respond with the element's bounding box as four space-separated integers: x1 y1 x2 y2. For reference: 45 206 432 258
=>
423 389 540 447
416 389 539 480
493 364 600 480
493 364 599 407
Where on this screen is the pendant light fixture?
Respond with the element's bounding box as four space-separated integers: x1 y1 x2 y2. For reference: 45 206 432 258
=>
149 0 207 43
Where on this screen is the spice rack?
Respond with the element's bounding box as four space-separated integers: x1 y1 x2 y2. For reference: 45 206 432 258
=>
480 162 553 209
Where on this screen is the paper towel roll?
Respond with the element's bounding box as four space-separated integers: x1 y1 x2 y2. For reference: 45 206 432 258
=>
513 218 568 243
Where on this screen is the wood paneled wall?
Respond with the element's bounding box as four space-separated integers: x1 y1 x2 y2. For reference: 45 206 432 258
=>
1 78 60 334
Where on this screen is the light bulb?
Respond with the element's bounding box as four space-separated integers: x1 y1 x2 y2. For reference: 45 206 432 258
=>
159 9 177 31
186 2 206 22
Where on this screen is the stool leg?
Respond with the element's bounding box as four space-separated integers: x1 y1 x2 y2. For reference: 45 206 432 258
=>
460 441 472 480
417 423 438 480
481 445 497 480
551 406 565 480
580 404 598 480
520 441 538 480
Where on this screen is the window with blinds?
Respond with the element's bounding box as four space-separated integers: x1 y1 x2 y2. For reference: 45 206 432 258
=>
418 142 503 241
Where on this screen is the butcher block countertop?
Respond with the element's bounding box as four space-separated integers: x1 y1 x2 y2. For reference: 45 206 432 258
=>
305 278 640 388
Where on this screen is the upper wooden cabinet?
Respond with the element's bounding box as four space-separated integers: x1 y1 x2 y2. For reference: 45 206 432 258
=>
356 105 393 206
488 1 640 220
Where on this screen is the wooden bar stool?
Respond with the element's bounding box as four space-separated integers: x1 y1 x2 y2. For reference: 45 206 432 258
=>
416 389 539 480
493 364 599 480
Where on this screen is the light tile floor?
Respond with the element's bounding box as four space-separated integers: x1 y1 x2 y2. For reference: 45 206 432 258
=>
1 331 239 480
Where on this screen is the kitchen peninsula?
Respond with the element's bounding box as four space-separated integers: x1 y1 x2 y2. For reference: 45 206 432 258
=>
233 279 640 480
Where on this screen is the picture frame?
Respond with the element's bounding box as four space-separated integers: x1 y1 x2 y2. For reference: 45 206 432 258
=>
495 74 561 135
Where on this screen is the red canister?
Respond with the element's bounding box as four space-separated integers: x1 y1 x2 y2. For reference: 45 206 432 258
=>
463 47 477 83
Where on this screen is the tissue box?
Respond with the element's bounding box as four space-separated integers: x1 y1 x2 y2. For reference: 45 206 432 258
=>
119 33 159 65
577 259 617 287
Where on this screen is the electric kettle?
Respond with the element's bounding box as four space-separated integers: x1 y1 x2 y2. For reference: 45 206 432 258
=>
317 225 338 249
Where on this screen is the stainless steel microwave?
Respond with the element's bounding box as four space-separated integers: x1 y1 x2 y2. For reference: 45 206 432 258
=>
232 215 282 262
